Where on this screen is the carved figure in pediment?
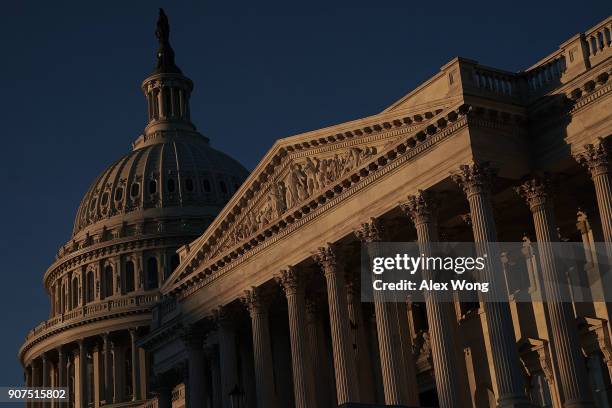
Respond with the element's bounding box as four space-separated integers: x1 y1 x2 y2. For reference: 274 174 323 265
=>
270 182 287 218
286 163 307 208
304 157 320 196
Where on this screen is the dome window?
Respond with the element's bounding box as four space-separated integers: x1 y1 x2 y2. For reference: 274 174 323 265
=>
167 179 176 193
115 187 124 201
149 179 157 194
219 180 228 194
101 192 109 206
131 183 140 197
124 261 135 293
89 198 97 211
202 179 211 193
185 178 194 192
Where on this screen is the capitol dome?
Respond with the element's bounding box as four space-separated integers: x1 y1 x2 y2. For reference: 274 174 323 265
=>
72 131 248 239
19 10 248 406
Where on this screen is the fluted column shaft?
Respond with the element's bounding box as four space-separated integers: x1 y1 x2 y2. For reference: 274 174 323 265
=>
184 330 208 408
516 177 593 408
129 329 141 401
345 279 376 403
305 300 334 408
402 191 462 408
354 219 412 406
102 334 112 404
78 340 88 408
243 287 277 408
452 163 532 408
24 365 32 408
277 268 315 408
575 140 612 243
215 309 238 408
57 348 66 408
314 246 359 404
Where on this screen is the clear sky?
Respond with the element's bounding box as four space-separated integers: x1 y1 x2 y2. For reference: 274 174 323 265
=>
0 0 609 387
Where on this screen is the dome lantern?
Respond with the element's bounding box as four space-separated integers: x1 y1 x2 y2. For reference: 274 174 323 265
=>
140 9 196 140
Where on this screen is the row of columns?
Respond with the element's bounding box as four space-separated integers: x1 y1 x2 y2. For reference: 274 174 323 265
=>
25 328 143 408
160 137 612 408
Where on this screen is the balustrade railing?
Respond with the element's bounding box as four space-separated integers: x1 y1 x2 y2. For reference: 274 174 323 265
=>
24 292 160 343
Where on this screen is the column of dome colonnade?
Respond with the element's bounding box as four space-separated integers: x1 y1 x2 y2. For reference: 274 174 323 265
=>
515 175 595 408
400 190 464 408
354 218 419 406
451 162 535 408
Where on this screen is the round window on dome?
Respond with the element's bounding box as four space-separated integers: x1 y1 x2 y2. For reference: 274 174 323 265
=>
149 179 157 194
167 179 176 193
115 187 123 201
131 183 140 197
185 178 194 192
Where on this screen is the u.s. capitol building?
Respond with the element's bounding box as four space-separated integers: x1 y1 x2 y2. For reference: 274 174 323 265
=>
19 10 612 408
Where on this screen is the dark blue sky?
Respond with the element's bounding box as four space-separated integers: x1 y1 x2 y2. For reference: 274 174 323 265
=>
0 0 608 386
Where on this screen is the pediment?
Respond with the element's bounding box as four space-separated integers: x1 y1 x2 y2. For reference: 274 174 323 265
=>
163 102 471 293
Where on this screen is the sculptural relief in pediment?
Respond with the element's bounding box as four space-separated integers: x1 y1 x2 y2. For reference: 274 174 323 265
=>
211 144 379 258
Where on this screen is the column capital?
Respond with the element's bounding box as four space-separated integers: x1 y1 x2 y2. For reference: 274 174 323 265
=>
211 305 237 329
353 217 384 242
241 286 270 316
276 266 301 296
574 137 611 178
400 190 437 226
514 174 555 211
313 244 337 275
451 162 497 197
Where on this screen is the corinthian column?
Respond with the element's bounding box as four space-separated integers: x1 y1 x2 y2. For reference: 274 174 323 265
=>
77 340 88 408
354 218 414 406
276 267 315 408
574 138 612 243
451 163 533 408
516 175 594 408
129 328 141 401
242 287 277 408
102 333 112 404
313 245 360 405
213 307 239 408
401 190 462 408
182 326 209 408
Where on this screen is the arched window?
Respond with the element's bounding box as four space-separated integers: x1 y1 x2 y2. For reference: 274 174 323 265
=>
71 277 79 308
115 187 124 201
86 271 94 303
125 261 135 293
185 178 194 192
149 179 157 194
202 179 211 193
60 283 66 313
167 179 175 193
131 183 140 197
146 257 159 289
219 180 227 194
104 266 114 298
